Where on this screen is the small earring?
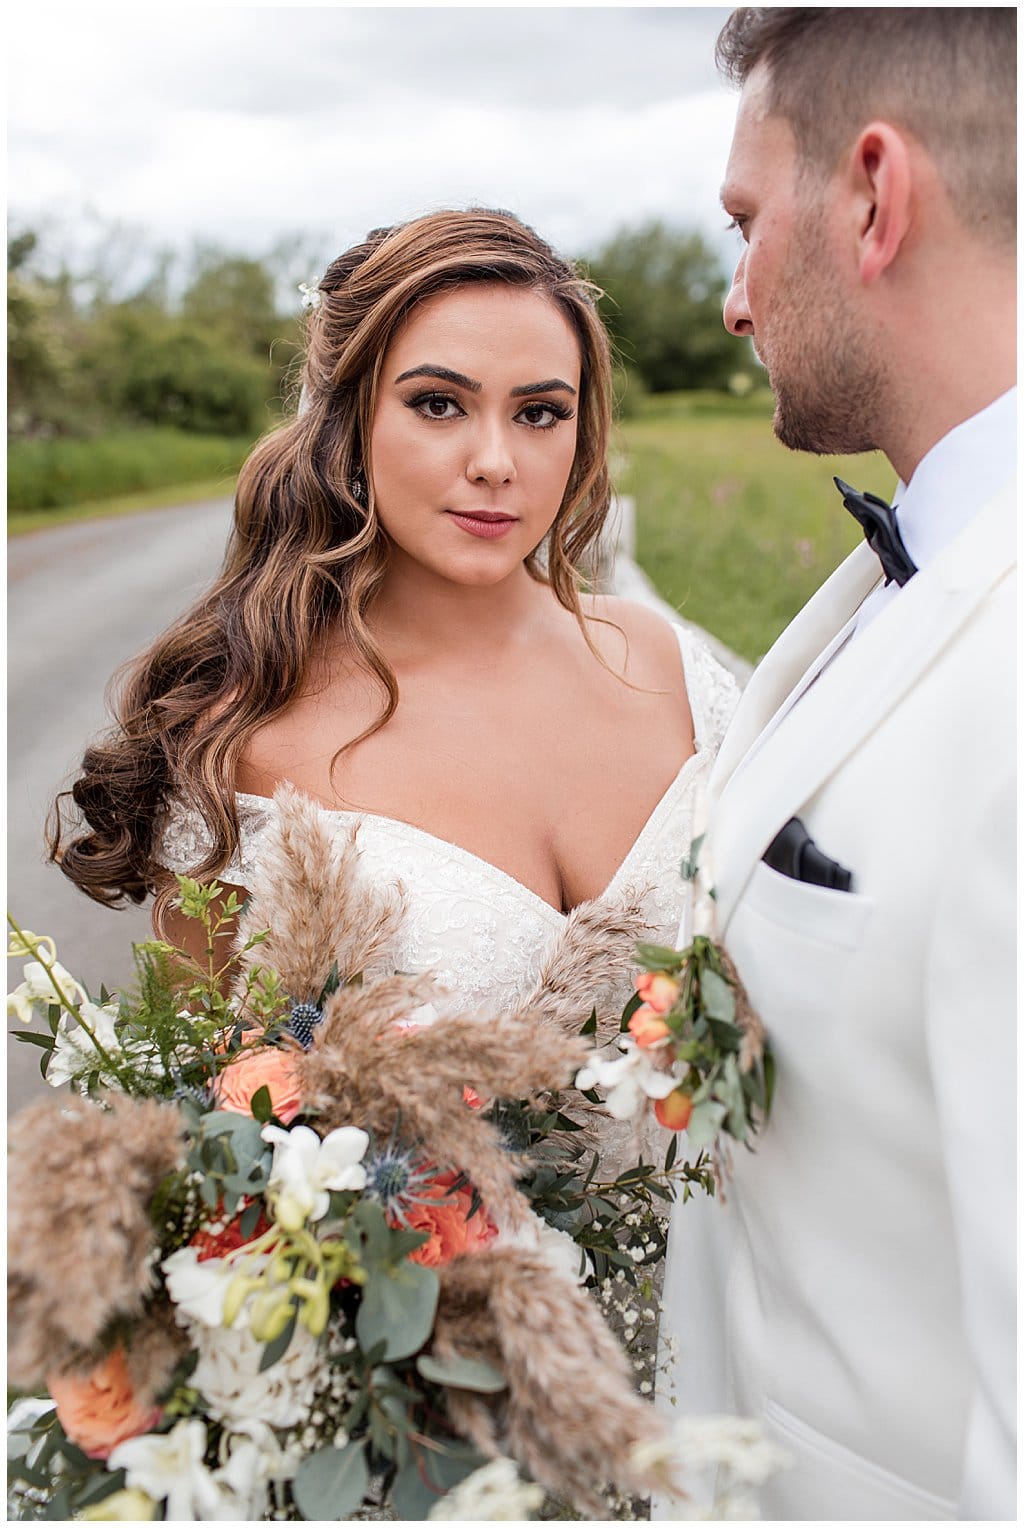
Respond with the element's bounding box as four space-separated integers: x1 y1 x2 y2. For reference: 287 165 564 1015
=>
350 473 367 506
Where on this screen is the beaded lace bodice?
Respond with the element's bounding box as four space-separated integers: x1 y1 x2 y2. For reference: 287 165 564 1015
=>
157 626 739 1014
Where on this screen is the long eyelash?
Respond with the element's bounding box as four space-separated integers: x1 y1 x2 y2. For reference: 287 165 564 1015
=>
520 401 574 423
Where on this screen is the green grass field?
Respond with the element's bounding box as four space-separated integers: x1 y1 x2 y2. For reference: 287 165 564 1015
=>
7 427 254 515
617 390 896 663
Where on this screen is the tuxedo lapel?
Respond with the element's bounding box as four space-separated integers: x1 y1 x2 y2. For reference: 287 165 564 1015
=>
709 483 1015 934
707 542 882 799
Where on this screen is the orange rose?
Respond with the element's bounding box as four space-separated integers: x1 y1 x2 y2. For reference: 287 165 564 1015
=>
628 1006 672 1048
214 1046 302 1123
654 1088 694 1131
48 1347 161 1461
635 972 680 1015
404 1170 499 1268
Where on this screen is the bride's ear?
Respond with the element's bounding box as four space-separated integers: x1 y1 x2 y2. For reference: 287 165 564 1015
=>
845 122 912 286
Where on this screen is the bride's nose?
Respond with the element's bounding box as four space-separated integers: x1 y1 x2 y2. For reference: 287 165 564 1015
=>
465 420 516 486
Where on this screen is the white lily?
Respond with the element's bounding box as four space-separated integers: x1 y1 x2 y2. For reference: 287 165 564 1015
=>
108 1420 226 1521
261 1123 369 1230
45 999 122 1088
576 1037 683 1122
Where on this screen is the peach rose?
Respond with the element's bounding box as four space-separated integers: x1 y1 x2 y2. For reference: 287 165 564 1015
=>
635 972 680 1015
48 1347 161 1461
628 1005 672 1048
654 1088 694 1132
214 1046 302 1124
404 1171 499 1268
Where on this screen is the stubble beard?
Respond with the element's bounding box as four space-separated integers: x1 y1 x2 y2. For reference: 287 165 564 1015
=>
764 223 889 457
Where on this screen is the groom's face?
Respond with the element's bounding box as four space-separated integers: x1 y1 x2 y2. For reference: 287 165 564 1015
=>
721 65 884 455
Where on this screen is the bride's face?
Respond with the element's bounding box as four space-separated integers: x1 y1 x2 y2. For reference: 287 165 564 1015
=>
368 283 581 588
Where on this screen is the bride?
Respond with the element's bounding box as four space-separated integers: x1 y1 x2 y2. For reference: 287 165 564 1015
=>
51 207 737 1037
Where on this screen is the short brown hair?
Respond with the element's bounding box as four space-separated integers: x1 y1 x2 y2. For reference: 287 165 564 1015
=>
717 8 1016 245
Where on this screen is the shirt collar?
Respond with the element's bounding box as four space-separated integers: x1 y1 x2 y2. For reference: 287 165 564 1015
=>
893 386 1017 572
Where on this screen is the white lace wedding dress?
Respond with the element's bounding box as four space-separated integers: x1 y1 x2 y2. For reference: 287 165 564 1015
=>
158 626 739 1016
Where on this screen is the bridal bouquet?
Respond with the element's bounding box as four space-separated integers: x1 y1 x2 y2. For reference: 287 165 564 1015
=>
8 789 784 1522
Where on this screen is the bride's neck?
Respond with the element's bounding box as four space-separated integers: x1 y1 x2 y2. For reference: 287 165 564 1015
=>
367 558 552 659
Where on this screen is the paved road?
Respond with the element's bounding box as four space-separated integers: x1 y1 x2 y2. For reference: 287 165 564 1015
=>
6 500 749 1115
7 500 234 1113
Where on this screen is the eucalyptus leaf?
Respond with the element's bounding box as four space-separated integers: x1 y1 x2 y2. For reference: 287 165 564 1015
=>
700 967 736 1023
679 833 705 882
391 1440 488 1521
635 943 687 972
416 1353 507 1393
356 1261 439 1360
685 1100 728 1152
293 1440 369 1521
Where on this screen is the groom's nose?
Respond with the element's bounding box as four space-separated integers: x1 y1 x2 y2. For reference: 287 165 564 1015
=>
724 253 754 338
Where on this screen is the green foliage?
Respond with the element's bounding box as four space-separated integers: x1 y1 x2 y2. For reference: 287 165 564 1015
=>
293 1440 370 1520
7 427 253 512
587 221 752 394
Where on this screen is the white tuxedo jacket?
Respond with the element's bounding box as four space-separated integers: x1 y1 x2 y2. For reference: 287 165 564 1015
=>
658 483 1015 1519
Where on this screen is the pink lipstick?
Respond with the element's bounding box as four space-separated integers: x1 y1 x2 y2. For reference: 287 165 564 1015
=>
445 510 518 540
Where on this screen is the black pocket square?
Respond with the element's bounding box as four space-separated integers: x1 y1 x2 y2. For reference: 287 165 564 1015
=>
763 817 854 892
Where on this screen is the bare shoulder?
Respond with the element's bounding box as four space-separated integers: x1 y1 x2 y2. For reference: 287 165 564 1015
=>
579 593 684 687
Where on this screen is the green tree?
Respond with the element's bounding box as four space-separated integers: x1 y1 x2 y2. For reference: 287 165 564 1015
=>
586 221 752 393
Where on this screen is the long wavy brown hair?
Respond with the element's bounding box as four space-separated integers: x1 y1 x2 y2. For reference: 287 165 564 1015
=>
50 208 617 921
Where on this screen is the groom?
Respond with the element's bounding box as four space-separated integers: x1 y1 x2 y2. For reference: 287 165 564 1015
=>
659 9 1016 1520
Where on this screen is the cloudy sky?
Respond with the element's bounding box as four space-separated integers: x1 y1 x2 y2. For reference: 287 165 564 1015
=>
9 5 741 282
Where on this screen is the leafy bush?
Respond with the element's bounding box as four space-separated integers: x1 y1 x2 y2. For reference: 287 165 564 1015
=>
8 428 256 511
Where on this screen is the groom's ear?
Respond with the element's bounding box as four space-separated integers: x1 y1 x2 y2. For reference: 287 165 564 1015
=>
844 122 913 286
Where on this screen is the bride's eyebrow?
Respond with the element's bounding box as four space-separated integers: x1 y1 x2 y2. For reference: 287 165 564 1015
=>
510 379 577 397
394 365 481 392
393 365 577 398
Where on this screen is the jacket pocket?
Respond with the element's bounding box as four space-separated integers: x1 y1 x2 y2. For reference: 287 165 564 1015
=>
743 860 875 950
762 1396 957 1519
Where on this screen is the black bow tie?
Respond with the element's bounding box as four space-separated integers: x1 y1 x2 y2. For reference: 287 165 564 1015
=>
834 477 918 588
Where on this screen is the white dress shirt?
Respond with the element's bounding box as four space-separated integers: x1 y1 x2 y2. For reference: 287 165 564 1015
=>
854 385 1017 635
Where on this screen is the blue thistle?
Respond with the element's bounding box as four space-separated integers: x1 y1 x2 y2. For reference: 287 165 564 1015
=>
170 1069 213 1112
363 1138 441 1227
287 1002 324 1050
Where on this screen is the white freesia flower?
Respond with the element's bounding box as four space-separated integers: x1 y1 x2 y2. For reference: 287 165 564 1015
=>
261 1123 369 1229
7 954 84 1026
428 1458 545 1520
108 1420 225 1521
215 1417 300 1518
576 1038 683 1121
191 1318 323 1428
162 1246 260 1329
297 281 322 310
45 999 123 1088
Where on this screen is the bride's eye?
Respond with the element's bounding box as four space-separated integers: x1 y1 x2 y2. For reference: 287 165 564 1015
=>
406 392 465 421
516 400 574 430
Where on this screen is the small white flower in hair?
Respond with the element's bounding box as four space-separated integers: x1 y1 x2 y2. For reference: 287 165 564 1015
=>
297 282 322 311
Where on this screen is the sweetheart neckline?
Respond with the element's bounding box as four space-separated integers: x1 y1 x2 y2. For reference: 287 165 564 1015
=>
231 624 709 920
235 742 707 923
